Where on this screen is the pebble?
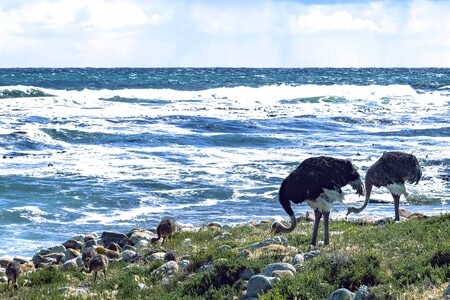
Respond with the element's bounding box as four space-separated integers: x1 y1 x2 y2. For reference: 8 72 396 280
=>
217 244 232 251
137 282 147 290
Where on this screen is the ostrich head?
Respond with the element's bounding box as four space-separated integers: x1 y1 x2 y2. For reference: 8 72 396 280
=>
271 214 297 234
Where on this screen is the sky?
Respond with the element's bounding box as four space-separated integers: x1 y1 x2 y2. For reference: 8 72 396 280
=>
0 0 449 68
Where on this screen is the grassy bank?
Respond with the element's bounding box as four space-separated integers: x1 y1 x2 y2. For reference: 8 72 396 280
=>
1 213 449 299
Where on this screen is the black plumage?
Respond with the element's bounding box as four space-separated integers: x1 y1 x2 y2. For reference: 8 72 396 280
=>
272 156 364 246
347 151 422 221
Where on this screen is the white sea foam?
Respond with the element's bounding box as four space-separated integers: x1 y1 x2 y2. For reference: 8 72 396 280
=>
1 80 449 258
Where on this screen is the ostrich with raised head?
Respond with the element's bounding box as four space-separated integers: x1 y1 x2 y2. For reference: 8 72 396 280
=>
347 151 422 221
272 156 365 246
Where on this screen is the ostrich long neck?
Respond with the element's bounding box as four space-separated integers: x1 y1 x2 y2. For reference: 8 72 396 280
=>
348 182 372 214
277 214 297 233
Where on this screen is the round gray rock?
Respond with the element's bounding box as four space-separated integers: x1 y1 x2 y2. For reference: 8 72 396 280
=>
246 275 279 298
261 262 296 277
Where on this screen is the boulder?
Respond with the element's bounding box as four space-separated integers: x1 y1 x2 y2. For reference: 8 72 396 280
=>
261 262 296 277
63 239 83 250
147 252 166 262
328 288 355 300
178 259 191 271
100 231 130 248
62 257 82 270
122 250 137 263
444 283 450 297
246 275 279 298
64 248 81 262
239 268 256 280
152 261 179 277
272 270 295 278
129 230 157 245
292 253 305 266
84 239 97 248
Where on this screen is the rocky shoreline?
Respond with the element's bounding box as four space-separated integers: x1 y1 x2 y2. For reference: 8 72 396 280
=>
1 209 449 299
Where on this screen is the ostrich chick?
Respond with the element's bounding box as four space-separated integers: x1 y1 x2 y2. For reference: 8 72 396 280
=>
83 254 109 282
6 261 22 289
151 217 177 246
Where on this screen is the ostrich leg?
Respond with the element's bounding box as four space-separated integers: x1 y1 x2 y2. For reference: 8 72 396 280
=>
310 209 323 246
323 211 330 245
392 194 401 221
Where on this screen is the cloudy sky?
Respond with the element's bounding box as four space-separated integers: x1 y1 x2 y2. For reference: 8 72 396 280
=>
1 0 449 67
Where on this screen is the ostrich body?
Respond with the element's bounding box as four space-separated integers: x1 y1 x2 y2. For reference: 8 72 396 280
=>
272 156 364 246
83 254 108 282
6 261 22 289
151 217 177 246
82 247 97 266
347 151 422 221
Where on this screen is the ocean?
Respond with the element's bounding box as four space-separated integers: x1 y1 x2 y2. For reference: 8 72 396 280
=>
0 68 449 258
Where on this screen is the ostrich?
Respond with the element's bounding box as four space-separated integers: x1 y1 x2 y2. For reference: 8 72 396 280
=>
6 261 22 289
151 217 177 246
347 151 422 221
82 254 109 282
271 156 365 246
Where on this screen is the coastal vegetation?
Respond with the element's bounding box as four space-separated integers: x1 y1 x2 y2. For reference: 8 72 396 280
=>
1 213 449 299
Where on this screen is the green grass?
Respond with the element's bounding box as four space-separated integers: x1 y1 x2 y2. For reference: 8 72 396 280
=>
1 214 449 299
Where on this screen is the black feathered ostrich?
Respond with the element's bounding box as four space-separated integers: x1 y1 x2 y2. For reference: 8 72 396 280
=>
347 151 422 221
272 156 365 246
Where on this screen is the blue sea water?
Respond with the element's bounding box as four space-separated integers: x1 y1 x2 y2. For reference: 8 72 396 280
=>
0 68 449 258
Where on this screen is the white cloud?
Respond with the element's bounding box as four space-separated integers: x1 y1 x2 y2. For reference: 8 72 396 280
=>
289 2 400 34
0 0 449 67
80 0 153 31
292 7 378 33
190 2 276 35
